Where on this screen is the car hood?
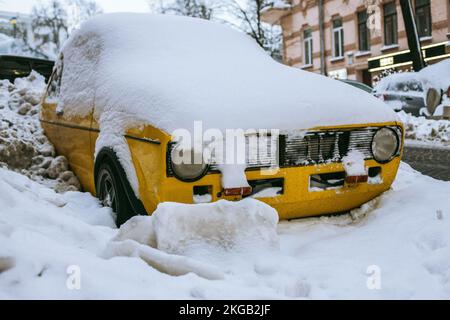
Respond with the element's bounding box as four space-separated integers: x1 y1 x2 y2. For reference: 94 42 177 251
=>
61 13 399 134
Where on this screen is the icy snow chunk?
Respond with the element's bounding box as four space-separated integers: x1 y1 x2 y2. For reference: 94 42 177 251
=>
152 199 279 255
342 150 367 176
114 216 157 248
217 164 250 189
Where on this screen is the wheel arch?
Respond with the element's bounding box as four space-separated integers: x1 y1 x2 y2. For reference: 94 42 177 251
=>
94 147 147 216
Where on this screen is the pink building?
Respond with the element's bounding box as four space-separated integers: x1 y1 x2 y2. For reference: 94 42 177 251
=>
262 0 450 85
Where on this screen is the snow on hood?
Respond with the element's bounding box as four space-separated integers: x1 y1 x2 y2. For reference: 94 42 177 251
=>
419 57 450 92
60 13 397 134
374 58 450 94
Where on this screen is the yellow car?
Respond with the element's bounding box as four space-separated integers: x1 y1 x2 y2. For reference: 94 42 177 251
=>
40 14 403 226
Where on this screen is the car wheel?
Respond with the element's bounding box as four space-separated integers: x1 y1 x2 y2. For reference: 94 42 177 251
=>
96 161 134 226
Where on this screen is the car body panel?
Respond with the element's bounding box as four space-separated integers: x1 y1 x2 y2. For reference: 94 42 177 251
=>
41 94 96 194
41 92 404 219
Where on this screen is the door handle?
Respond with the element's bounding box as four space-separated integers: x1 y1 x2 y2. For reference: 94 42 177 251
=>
56 108 64 116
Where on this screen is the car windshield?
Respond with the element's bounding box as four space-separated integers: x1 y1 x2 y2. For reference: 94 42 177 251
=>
391 80 423 92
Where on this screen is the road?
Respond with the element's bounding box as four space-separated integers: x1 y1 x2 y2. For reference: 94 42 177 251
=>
403 145 450 181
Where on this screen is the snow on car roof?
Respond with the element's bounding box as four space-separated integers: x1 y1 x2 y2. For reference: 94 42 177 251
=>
419 57 450 91
374 58 450 93
60 13 397 133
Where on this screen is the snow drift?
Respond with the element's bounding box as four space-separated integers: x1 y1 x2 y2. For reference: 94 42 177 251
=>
0 72 80 192
59 13 398 134
1 163 450 299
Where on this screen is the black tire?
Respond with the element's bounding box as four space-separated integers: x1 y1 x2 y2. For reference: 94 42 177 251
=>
96 161 135 226
95 148 147 226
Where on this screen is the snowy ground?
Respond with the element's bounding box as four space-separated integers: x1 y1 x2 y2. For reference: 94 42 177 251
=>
0 162 449 299
0 73 80 192
398 111 449 147
1 72 449 299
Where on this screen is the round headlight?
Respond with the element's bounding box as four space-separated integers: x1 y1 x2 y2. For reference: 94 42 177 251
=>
371 127 400 163
170 144 209 181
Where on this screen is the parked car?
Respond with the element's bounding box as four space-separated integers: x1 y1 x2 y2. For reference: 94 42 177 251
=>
40 13 403 226
338 79 373 94
373 58 450 118
0 55 54 82
420 58 450 119
373 72 426 116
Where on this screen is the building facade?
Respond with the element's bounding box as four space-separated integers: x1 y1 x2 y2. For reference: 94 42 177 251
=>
262 0 450 85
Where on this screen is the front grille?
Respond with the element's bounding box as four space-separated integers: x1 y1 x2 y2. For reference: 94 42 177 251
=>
282 128 381 166
166 126 402 177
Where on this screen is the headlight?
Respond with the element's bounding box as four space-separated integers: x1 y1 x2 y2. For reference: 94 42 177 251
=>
371 127 400 163
170 144 209 181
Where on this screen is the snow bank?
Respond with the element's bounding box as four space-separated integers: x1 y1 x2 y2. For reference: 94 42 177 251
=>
1 163 450 298
60 13 397 135
0 73 81 192
398 111 449 145
114 199 279 259
152 199 279 256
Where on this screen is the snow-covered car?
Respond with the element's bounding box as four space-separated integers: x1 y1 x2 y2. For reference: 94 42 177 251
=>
338 79 373 94
373 72 426 116
374 58 450 118
40 13 403 226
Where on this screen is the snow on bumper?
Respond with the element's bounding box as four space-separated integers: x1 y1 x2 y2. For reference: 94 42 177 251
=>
160 157 401 220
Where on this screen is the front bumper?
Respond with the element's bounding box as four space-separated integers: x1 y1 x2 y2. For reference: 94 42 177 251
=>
161 156 401 220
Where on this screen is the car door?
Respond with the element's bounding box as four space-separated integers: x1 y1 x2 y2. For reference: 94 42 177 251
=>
40 55 96 193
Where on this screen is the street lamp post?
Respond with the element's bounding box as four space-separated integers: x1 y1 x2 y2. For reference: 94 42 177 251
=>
399 0 425 71
10 17 18 38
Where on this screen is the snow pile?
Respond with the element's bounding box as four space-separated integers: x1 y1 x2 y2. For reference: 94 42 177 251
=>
0 72 81 192
398 111 450 146
111 199 279 273
342 150 367 176
1 163 450 298
151 199 279 255
60 13 397 134
419 58 450 94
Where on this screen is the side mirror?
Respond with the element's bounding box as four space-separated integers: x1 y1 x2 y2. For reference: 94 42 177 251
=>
426 87 441 116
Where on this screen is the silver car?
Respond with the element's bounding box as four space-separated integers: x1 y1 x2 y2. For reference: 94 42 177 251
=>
373 73 425 116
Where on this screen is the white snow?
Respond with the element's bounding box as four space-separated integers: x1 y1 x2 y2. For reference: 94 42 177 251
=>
0 72 81 192
398 111 450 146
342 149 367 176
217 164 250 189
59 13 397 135
1 162 450 299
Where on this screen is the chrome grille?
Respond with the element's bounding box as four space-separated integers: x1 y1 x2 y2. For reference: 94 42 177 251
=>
167 126 401 177
282 127 396 166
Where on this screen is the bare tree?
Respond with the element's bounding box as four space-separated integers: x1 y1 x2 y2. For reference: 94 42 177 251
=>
223 0 283 60
67 0 103 31
28 0 102 59
148 0 283 60
149 0 218 20
32 0 69 53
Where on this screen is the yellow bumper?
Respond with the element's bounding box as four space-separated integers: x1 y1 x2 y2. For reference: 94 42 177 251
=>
159 157 401 220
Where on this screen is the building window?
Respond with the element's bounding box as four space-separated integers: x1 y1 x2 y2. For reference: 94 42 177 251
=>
332 19 344 58
415 0 431 37
383 2 398 45
303 29 313 65
358 10 370 51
